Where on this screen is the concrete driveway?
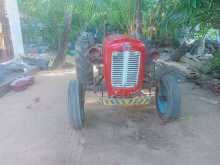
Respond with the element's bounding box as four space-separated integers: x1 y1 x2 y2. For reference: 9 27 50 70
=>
0 70 220 165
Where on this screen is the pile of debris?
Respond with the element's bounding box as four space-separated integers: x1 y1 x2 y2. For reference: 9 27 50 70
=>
0 59 36 97
159 46 220 95
22 43 57 70
180 53 213 74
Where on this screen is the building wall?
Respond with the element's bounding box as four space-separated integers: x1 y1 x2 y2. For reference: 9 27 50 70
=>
0 0 13 62
5 0 24 59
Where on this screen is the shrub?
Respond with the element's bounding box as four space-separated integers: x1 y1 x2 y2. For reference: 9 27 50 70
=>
211 52 220 74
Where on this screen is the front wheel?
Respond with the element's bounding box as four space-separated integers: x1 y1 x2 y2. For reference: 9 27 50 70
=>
156 74 181 121
68 80 85 129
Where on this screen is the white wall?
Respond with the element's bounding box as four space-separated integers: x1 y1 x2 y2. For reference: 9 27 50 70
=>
5 0 24 58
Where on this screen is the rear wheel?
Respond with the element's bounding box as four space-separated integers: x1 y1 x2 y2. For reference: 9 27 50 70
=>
75 32 95 86
68 80 85 129
156 74 181 121
67 32 94 129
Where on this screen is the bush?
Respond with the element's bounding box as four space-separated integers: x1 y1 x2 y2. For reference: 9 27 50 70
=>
211 52 220 74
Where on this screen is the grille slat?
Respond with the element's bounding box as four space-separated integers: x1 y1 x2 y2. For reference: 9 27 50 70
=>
111 51 141 88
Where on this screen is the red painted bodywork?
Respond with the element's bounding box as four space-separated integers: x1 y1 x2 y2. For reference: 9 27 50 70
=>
103 35 147 97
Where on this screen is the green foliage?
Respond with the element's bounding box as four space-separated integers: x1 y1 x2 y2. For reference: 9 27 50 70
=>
18 0 137 48
18 0 66 48
18 0 220 48
146 0 220 43
211 53 220 74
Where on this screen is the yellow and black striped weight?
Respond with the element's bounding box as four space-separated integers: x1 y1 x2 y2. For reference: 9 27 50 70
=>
98 96 152 106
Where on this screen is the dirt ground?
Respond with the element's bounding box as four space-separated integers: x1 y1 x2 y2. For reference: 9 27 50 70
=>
0 69 220 165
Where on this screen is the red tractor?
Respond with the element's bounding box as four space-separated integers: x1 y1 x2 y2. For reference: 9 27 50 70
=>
68 32 181 129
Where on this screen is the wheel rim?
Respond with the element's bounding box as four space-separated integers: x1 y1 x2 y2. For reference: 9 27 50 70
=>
157 82 168 114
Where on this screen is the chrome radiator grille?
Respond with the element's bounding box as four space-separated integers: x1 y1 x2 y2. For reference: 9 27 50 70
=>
111 51 141 88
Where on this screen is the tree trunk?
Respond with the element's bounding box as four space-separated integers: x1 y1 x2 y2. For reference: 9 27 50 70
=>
135 0 142 40
197 38 205 55
54 12 72 67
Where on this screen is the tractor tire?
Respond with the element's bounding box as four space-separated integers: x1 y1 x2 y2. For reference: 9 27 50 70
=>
75 32 95 86
154 61 175 80
68 80 85 129
156 73 181 121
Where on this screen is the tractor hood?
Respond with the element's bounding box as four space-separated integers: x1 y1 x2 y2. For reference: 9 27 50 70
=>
103 35 147 97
